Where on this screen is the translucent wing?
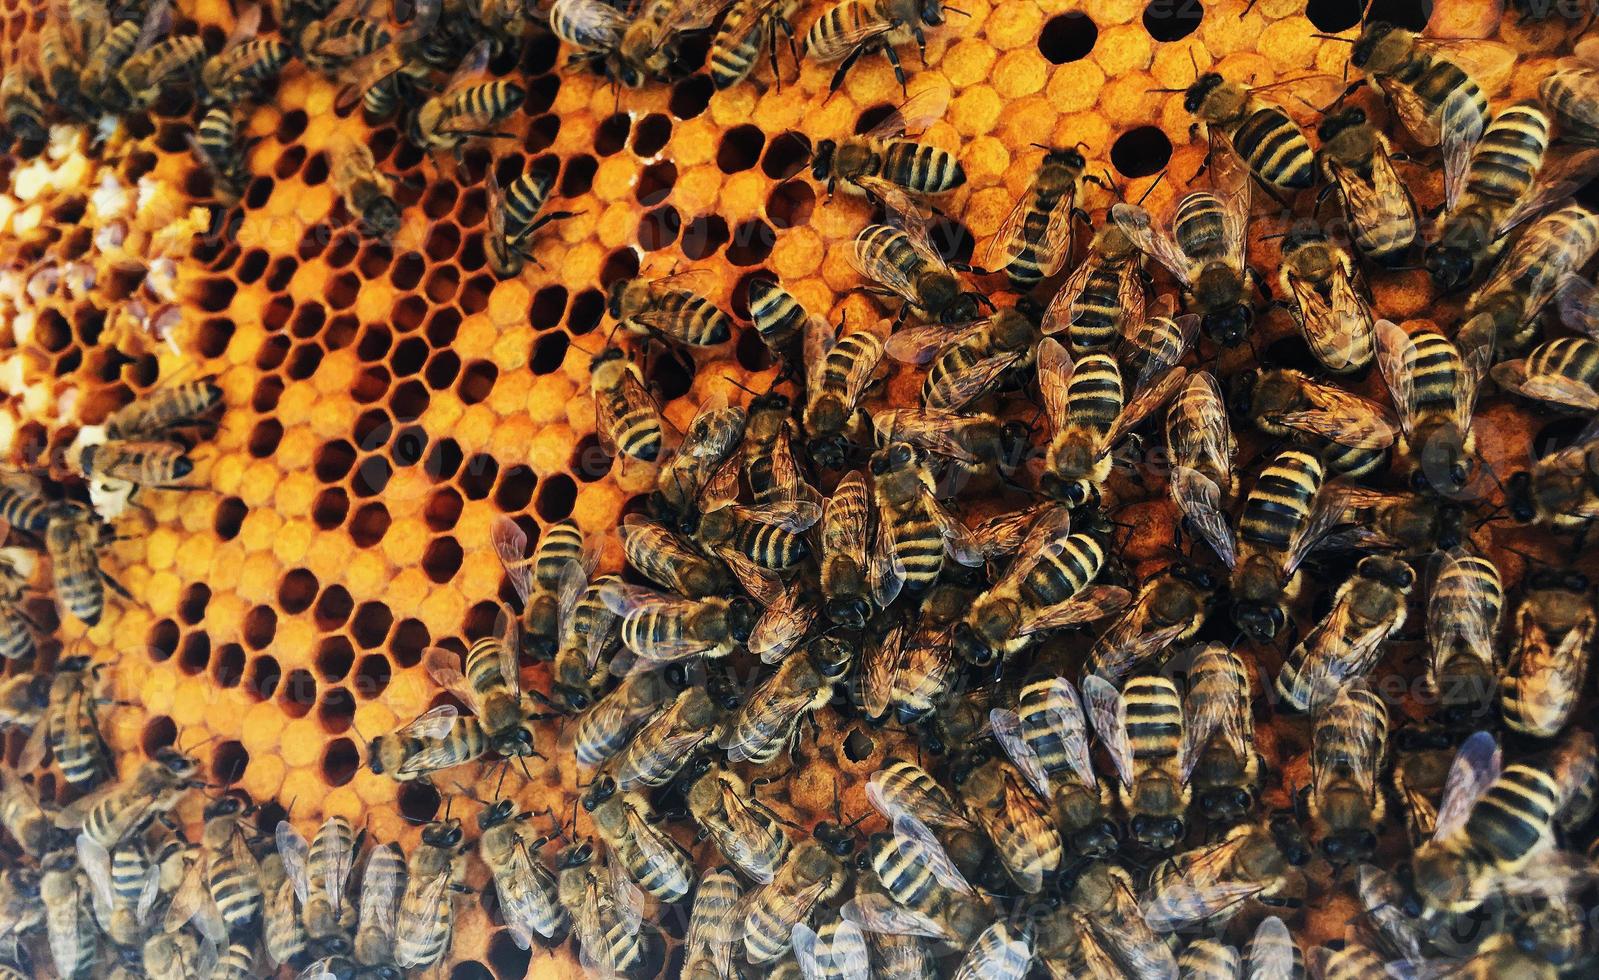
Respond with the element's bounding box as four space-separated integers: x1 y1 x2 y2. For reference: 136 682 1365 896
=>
1329 152 1418 250
883 322 976 366
1037 677 1097 790
1439 98 1483 213
841 891 950 940
989 505 1074 595
221 3 262 51
1433 730 1500 841
276 820 313 905
802 13 897 62
1016 585 1131 635
1181 648 1250 784
358 846 405 954
594 360 661 459
1207 134 1252 269
984 162 1076 279
319 818 356 916
1082 674 1132 788
892 811 971 894
395 703 460 740
873 409 982 464
1104 365 1188 447
749 582 818 664
1142 875 1266 933
1493 149 1599 238
423 647 480 714
1246 916 1296 980
925 491 983 567
1170 467 1236 569
550 0 627 46
1491 359 1599 412
868 509 906 608
863 82 951 140
990 708 1050 797
803 313 837 395
1111 203 1191 287
75 833 115 927
1035 337 1075 436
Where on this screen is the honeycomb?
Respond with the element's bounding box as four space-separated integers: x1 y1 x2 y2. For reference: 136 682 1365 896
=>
0 0 1597 975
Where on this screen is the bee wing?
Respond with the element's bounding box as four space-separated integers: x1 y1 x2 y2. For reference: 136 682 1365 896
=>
16 714 49 771
1111 203 1191 287
1291 267 1374 374
275 820 313 905
873 409 982 464
1170 467 1236 570
794 921 870 980
931 349 1028 412
494 842 541 950
804 13 899 62
319 817 355 915
75 833 115 928
1142 874 1265 934
869 514 907 609
1166 371 1232 473
1454 333 1493 422
622 804 693 897
720 680 813 762
1246 916 1296 979
864 83 951 140
892 810 973 894
1559 274 1599 338
1081 674 1133 788
716 549 784 606
969 502 1054 561
923 491 983 567
132 0 173 57
358 844 405 945
423 646 481 714
1207 134 1253 265
490 516 532 604
398 869 454 939
549 0 627 44
396 703 461 740
1042 256 1110 337
1271 412 1394 453
1106 365 1187 447
1329 152 1417 243
841 892 950 940
1038 677 1098 791
1495 153 1599 240
1432 730 1501 841
443 38 493 92
594 360 662 459
220 2 262 51
687 867 743 950
1035 336 1076 436
736 499 822 532
1131 310 1198 386
1375 318 1421 437
717 795 784 885
1490 357 1599 412
984 168 1075 279
1089 601 1194 688
859 626 899 719
883 322 977 366
652 0 735 35
990 708 1051 798
1017 584 1131 635
1439 99 1486 213
990 505 1074 593
750 582 819 664
823 469 869 559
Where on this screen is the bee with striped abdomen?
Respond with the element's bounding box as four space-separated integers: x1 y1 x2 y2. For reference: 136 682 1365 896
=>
684 867 741 977
1183 71 1328 191
18 657 112 791
1035 901 1121 980
746 278 817 369
985 146 1092 289
1316 105 1420 265
61 747 200 850
1084 674 1190 854
0 548 39 663
423 614 541 762
653 399 747 531
722 635 850 765
709 0 803 89
603 583 758 670
1041 221 1146 355
742 822 855 963
743 390 818 508
1180 643 1262 827
329 133 400 239
260 851 309 968
1166 371 1236 566
612 0 736 87
803 0 952 95
46 500 129 627
1178 940 1239 980
803 316 884 470
1375 319 1491 496
1065 861 1179 980
615 684 733 789
589 346 664 463
689 473 819 601
299 0 391 73
1113 142 1256 345
1319 486 1464 559
0 472 56 533
1277 226 1375 374
485 166 578 279
609 268 735 348
40 849 99 979
858 582 964 726
1306 686 1388 864
867 441 983 607
548 0 633 85
332 0 437 119
1506 435 1599 531
76 0 165 111
105 376 223 441
76 831 157 949
1426 551 1504 728
811 84 964 212
1 48 49 156
393 817 468 970
475 800 568 948
366 703 492 781
189 105 252 204
622 514 733 599
1036 332 1190 507
1085 563 1216 686
949 750 1061 893
1142 822 1302 933
571 667 673 771
792 916 870 980
1492 335 1599 415
684 759 790 883
0 770 61 858
1274 555 1413 713
549 570 623 713
1245 916 1302 979
1500 570 1596 739
953 507 1128 666
109 32 205 111
952 920 1034 980
352 841 405 971
819 469 872 628
408 41 525 164
884 305 1040 413
557 841 656 977
1464 205 1599 358
1541 39 1599 146
165 794 261 939
493 515 590 661
1231 367 1393 478
872 406 1026 490
277 815 361 955
851 213 992 325
66 429 197 492
1549 728 1599 835
200 4 289 104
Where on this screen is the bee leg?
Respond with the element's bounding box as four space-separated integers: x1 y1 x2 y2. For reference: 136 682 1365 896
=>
99 570 135 602
881 41 909 96
825 44 872 98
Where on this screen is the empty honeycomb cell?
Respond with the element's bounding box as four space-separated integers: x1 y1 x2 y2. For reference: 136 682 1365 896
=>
212 496 248 541
313 585 354 632
178 632 211 675
353 452 394 498
1111 124 1173 177
212 740 249 783
392 336 429 378
426 350 463 391
636 160 677 207
392 424 430 467
561 154 598 198
349 503 391 548
425 486 464 532
277 568 318 616
1143 0 1203 40
147 618 180 664
425 265 461 304
318 686 357 734
314 440 358 483
638 205 682 251
570 433 612 485
278 667 317 720
595 112 632 156
681 214 731 261
141 716 178 756
248 417 284 458
320 737 360 786
178 583 211 627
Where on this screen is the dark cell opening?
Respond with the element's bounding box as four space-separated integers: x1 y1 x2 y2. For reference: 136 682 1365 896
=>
1110 125 1173 179
214 643 245 688
530 331 569 374
1360 0 1431 29
350 503 391 547
318 687 356 734
490 931 538 973
313 488 349 530
353 454 393 498
561 154 598 198
247 655 281 701
633 113 673 156
717 124 766 173
638 161 678 206
352 601 394 649
353 365 391 404
682 215 731 260
426 487 464 531
670 74 714 119
726 219 775 266
928 217 975 266
648 346 695 401
531 286 568 328
392 295 428 332
214 497 246 540
571 433 612 483
317 635 355 682
461 454 500 501
398 780 440 823
536 473 578 520
147 619 179 663
178 632 211 675
178 584 211 626
844 727 875 762
141 716 177 755
315 586 354 631
354 654 391 698
425 350 462 390
316 440 357 483
426 223 462 263
391 618 430 668
278 668 317 718
1142 0 1201 41
427 308 463 348
212 741 249 784
569 290 606 334
248 418 283 458
639 205 682 251
1039 13 1098 63
422 537 464 583
1305 0 1364 32
426 438 464 482
321 738 360 785
601 248 642 288
279 569 319 614
596 112 632 156
244 606 277 650
762 132 812 179
766 180 815 229
855 104 897 135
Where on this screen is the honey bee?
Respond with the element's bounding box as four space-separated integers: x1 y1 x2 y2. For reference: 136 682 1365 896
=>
1376 319 1491 495
947 750 1060 893
188 105 252 205
609 269 735 348
1037 335 1190 506
1464 205 1599 358
1353 862 1426 964
571 667 673 770
1 49 49 156
1231 368 1393 479
791 916 870 980
423 620 542 762
1277 227 1375 374
328 133 400 239
1177 940 1239 980
744 390 820 508
884 306 1040 412
0 866 42 959
547 0 631 85
408 41 525 163
615 685 732 789
803 318 884 469
653 400 747 531
952 506 1128 665
1423 551 1503 728
1306 941 1400 980
721 635 850 764
955 920 1035 979
583 772 695 904
199 3 289 104
1112 145 1257 346
76 0 166 111
1229 448 1343 642
858 582 963 726
984 146 1092 289
550 570 623 713
353 841 405 971
473 800 567 949
77 832 159 949
589 346 664 463
0 770 60 858
260 851 309 968
393 817 468 970
0 473 56 537
19 656 113 791
708 0 803 90
1180 643 1262 827
110 33 205 111
819 469 872 628
748 578 820 665
1492 336 1599 417
1541 40 1599 147
1506 434 1599 530
40 850 98 978
1319 486 1464 558
66 430 196 493
332 0 437 119
59 747 200 850
1245 916 1302 979
688 483 819 602
603 583 758 670
1065 862 1179 980
1142 823 1302 933
1084 674 1190 854
746 279 816 369
105 376 223 442
277 815 360 955
872 407 1026 490
492 516 587 661
46 501 129 627
811 84 964 212
485 167 578 279
0 671 48 733
1274 555 1413 713
742 823 855 963
867 441 983 607
803 0 952 94
684 759 791 883
165 795 261 939
1035 902 1121 980
1305 685 1388 865
1182 72 1324 191
1085 563 1216 685
1166 371 1236 566
684 867 741 977
1500 570 1596 739
855 805 988 937
622 516 730 600
366 703 493 781
1315 106 1420 265
556 841 657 976
1411 737 1572 916
299 0 391 73
851 214 992 325
1041 221 1147 355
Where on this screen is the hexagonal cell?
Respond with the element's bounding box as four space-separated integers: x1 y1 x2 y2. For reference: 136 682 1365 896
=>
353 654 391 699
314 585 354 631
246 655 281 702
141 716 177 755
1111 126 1173 179
278 569 319 615
212 741 249 784
147 618 179 663
243 606 278 650
1039 12 1097 62
321 737 360 785
422 537 463 584
317 686 356 734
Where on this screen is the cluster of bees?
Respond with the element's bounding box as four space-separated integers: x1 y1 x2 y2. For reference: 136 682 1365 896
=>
6 0 1599 978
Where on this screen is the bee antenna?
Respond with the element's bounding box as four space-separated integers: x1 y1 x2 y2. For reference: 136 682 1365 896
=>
1312 33 1356 42
942 5 971 15
1135 171 1165 206
1188 45 1200 83
451 781 485 805
1147 87 1188 94
1239 0 1258 17
723 374 760 397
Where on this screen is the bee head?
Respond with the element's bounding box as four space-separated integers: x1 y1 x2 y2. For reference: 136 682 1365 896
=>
809 635 854 678
1351 22 1400 70
1170 561 1219 591
1183 72 1225 113
942 291 990 325
421 817 463 848
1422 241 1475 293
1435 503 1465 551
154 747 200 779
1357 555 1414 591
810 140 837 179
1268 811 1312 866
870 442 916 475
1201 304 1254 348
918 0 946 25
1070 820 1122 858
813 820 858 856
1321 828 1378 865
825 595 871 629
1505 470 1537 522
1198 786 1253 822
952 621 996 666
1411 420 1472 494
203 795 247 820
1130 813 1185 852
553 682 592 712
1231 598 1285 643
495 725 538 757
558 839 595 868
725 597 758 644
313 935 354 959
605 279 634 319
477 798 517 831
591 345 625 370
582 774 618 810
1317 106 1367 141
